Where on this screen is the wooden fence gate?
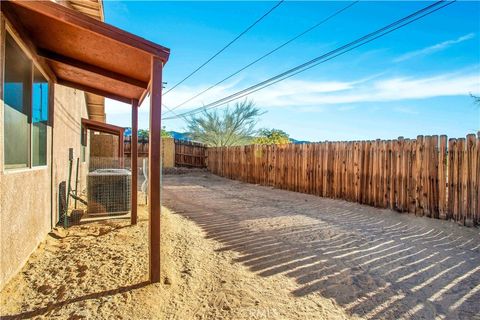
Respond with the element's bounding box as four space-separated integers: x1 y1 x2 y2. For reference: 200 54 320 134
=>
175 140 207 168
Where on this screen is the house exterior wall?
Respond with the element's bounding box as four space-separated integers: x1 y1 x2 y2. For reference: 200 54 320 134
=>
50 85 90 225
0 84 88 290
0 130 52 291
0 13 90 290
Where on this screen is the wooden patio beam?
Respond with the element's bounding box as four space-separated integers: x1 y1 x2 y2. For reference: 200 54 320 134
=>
81 118 125 136
138 80 151 106
58 79 132 104
38 48 149 89
5 0 170 60
149 56 163 283
131 99 139 225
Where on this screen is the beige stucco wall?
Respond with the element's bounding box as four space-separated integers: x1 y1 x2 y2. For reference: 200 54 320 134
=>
50 85 90 225
0 128 52 291
0 81 88 290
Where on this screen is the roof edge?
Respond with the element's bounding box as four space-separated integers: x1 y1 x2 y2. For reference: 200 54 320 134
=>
7 0 170 62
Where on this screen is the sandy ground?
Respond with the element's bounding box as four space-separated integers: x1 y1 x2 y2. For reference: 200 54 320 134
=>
162 171 480 320
0 201 352 319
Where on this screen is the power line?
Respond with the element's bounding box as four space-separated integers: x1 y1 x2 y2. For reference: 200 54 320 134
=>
187 0 456 115
163 0 284 96
162 103 190 122
169 0 449 118
163 1 359 116
164 0 454 121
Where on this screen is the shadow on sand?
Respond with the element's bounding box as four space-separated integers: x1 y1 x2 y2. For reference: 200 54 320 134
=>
163 173 480 320
2 282 149 319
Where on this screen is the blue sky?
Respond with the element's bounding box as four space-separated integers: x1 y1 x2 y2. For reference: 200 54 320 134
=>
104 1 480 141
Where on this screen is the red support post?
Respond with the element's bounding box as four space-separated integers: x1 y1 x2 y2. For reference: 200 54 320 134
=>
149 56 163 283
131 99 139 225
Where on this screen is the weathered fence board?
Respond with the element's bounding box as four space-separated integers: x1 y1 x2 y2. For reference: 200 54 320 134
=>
124 137 207 168
174 140 207 168
207 133 480 226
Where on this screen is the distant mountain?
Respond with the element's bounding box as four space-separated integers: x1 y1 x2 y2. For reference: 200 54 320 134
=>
290 138 311 144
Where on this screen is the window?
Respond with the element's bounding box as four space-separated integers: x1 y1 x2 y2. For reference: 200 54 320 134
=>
4 33 31 169
3 33 50 169
32 68 49 166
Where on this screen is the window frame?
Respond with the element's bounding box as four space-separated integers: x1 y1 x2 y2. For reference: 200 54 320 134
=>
2 21 53 172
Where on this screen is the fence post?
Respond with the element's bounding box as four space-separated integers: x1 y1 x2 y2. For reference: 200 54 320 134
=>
438 135 447 219
466 134 476 226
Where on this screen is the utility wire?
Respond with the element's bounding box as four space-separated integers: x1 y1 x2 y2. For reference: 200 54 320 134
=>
162 103 191 122
163 0 359 116
183 0 456 115
170 1 448 117
163 0 284 96
164 0 454 121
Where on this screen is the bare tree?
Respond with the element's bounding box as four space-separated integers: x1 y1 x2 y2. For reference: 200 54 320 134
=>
186 99 263 147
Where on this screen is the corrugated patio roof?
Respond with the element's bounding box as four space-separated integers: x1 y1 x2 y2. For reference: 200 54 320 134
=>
1 0 170 104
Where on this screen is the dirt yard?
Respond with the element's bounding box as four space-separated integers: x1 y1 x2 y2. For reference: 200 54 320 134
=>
0 196 351 319
162 171 480 320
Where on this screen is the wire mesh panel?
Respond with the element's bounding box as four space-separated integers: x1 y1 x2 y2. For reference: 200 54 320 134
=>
85 131 129 217
87 167 131 215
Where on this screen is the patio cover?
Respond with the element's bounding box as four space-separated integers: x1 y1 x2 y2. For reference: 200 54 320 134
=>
1 0 169 283
1 0 170 104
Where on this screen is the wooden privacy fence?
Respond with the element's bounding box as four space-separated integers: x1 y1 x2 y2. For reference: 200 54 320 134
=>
175 140 207 168
124 136 149 157
207 133 480 226
124 137 175 168
124 137 207 168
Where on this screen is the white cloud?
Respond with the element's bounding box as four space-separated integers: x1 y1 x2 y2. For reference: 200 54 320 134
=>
172 70 478 110
394 33 476 62
162 77 243 109
104 99 134 115
105 68 480 122
338 105 357 112
159 79 358 111
393 106 419 115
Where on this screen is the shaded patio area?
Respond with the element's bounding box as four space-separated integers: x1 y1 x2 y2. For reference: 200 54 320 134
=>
1 0 170 283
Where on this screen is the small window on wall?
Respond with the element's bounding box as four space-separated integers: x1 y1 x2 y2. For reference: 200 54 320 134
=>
3 32 50 170
32 68 49 166
4 33 31 169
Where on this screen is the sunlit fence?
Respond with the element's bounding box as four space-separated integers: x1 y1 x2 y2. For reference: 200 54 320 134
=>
174 140 207 168
207 133 480 226
124 137 207 168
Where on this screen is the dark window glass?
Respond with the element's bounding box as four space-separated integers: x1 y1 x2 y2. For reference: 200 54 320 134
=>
32 67 49 166
4 34 31 169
